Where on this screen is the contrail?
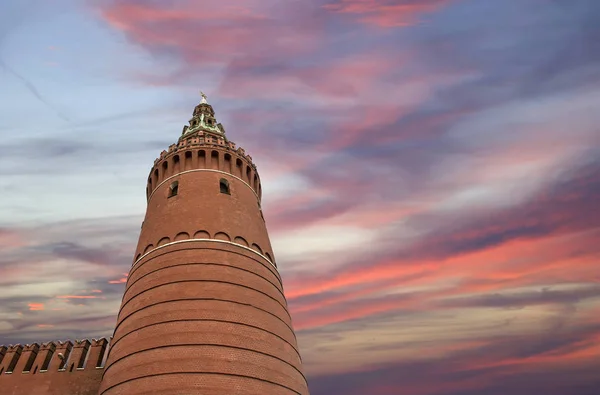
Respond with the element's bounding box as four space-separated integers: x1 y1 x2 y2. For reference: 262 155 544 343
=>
0 1 70 122
0 58 70 122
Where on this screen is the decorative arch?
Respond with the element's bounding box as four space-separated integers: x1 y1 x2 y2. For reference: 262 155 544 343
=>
161 161 169 178
246 165 252 183
172 154 181 174
198 150 206 168
224 153 232 172
251 243 263 254
175 232 190 241
265 252 273 263
194 230 210 239
236 158 243 178
157 237 171 246
143 244 154 254
234 236 249 247
135 253 141 261
184 151 192 170
214 232 231 241
210 150 219 170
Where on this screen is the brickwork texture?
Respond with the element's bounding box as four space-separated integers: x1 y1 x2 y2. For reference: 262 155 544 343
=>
0 339 109 395
0 97 310 394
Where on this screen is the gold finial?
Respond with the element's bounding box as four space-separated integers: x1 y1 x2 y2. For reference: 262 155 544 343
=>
200 91 208 104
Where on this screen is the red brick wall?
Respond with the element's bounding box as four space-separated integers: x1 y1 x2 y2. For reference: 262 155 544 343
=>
0 107 310 394
99 136 309 394
0 339 109 395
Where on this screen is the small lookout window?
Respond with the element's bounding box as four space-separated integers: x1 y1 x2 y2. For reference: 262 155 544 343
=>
220 178 230 195
168 181 179 198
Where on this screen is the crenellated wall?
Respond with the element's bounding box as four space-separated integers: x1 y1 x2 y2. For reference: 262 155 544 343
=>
0 338 110 395
147 133 262 201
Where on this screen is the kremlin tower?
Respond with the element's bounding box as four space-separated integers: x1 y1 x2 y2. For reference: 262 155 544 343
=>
97 93 309 395
0 94 308 394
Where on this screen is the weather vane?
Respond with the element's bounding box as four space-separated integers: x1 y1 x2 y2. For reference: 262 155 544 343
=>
200 91 208 103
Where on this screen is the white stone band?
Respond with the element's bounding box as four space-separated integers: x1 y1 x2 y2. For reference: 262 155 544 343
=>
149 169 258 202
132 238 276 271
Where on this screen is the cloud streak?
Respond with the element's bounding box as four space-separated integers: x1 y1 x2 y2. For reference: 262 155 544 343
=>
0 0 598 394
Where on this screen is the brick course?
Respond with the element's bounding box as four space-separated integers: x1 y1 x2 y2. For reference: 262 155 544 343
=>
0 98 309 395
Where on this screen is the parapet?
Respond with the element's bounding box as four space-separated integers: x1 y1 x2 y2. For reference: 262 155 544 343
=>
153 133 255 169
146 133 262 201
0 337 110 376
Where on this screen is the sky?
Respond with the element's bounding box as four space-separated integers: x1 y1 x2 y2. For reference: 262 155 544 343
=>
0 0 599 394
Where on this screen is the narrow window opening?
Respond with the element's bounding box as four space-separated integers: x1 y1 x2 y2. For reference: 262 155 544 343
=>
33 366 38 375
168 181 179 198
1 367 4 374
69 363 74 372
219 179 230 195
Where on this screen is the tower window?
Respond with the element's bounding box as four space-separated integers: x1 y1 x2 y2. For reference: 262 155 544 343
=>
219 178 230 195
168 181 179 198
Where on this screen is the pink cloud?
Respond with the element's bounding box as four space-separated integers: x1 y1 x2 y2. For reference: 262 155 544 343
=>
28 303 44 311
56 295 99 299
219 51 401 103
287 227 600 330
323 0 453 27
109 272 128 284
97 0 323 83
0 229 26 251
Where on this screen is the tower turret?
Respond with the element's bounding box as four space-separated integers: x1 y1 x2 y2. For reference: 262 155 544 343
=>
181 92 227 139
98 94 309 395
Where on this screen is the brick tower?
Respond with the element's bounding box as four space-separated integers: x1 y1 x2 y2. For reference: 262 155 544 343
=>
97 93 309 395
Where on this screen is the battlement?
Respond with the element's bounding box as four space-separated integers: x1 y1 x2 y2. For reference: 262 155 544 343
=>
0 338 110 376
147 134 262 201
153 133 255 170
